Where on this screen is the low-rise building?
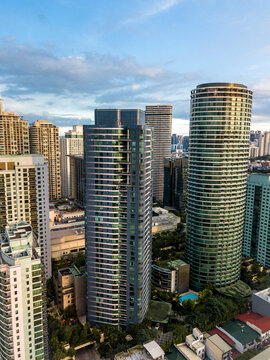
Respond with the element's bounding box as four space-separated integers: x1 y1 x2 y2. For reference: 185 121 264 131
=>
217 320 260 353
50 209 85 259
54 265 86 316
185 329 205 359
205 334 232 360
250 347 270 360
237 312 270 343
175 328 205 360
55 210 84 222
152 208 180 234
51 226 85 259
115 341 165 360
175 343 201 360
152 259 190 293
252 288 270 317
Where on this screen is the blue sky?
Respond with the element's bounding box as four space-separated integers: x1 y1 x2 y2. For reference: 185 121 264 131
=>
1 0 270 135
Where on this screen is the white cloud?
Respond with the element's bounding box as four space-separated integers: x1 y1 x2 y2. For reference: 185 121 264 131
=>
259 45 270 54
172 118 189 135
121 0 181 25
253 78 270 92
59 126 72 136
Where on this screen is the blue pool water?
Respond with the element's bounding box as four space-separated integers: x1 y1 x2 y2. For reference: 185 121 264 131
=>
179 293 198 303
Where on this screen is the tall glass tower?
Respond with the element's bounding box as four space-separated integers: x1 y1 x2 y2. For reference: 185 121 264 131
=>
185 83 253 290
84 109 152 327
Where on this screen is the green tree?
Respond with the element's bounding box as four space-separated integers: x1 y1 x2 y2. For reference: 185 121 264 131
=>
91 326 101 343
161 340 172 352
182 299 196 312
198 289 213 303
62 304 77 320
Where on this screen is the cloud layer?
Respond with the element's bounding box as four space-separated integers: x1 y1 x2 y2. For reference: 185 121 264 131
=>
122 0 181 25
0 41 196 128
0 40 269 133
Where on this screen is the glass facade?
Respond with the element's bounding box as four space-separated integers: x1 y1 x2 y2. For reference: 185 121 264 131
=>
84 109 152 327
243 174 270 266
185 83 253 290
70 155 85 207
163 157 188 211
145 105 172 202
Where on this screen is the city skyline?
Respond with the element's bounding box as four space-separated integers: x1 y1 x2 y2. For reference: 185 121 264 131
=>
0 1 270 134
1 1 270 358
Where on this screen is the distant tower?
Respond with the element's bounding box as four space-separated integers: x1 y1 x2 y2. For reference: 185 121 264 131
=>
185 83 252 290
0 97 29 155
145 105 172 202
60 125 84 198
29 120 61 200
264 132 270 155
84 109 152 327
258 133 265 156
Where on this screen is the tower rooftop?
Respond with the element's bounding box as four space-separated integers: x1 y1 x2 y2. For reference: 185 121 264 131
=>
197 82 247 89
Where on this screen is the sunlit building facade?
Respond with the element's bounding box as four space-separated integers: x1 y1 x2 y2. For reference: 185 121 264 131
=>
185 83 252 290
0 155 51 278
0 98 29 155
29 120 61 200
0 222 48 360
60 125 84 198
84 109 152 327
145 105 172 202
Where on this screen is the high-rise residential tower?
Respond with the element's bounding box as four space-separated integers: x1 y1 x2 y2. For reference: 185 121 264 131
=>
0 222 48 360
29 120 61 200
258 132 265 157
264 132 270 155
84 109 152 327
0 97 29 155
145 105 172 202
70 155 85 207
163 157 188 212
60 125 84 198
0 155 51 278
185 83 252 290
243 174 270 267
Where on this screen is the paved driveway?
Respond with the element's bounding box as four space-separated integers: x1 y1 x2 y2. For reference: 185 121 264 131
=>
75 345 100 360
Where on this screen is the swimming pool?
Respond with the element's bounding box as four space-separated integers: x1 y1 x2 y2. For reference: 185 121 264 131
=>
179 293 198 303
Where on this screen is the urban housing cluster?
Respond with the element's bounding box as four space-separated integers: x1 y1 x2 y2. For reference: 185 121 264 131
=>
0 83 270 360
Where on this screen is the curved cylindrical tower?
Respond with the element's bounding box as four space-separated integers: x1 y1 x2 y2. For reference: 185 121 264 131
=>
185 83 253 290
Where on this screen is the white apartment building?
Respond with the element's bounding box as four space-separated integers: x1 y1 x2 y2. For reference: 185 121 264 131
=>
60 125 83 198
0 222 48 360
0 155 51 278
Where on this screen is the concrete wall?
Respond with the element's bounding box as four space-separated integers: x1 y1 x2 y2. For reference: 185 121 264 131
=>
75 275 86 317
205 339 222 360
252 293 270 317
178 264 190 293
